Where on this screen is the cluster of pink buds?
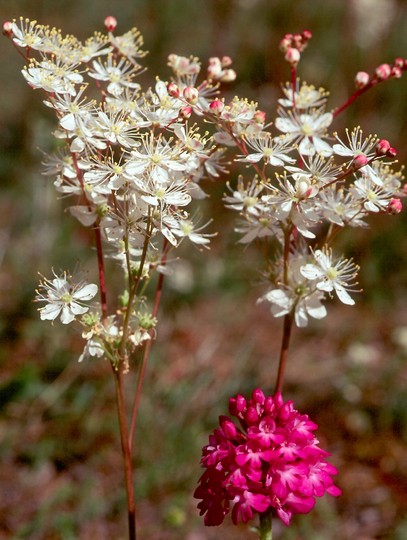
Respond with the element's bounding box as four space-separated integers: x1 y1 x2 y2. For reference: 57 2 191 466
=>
194 389 341 527
279 30 312 66
207 56 236 82
355 57 407 88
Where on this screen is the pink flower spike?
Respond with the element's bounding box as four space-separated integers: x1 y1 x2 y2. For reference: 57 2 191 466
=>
195 389 341 529
104 16 117 32
388 198 402 214
375 63 392 80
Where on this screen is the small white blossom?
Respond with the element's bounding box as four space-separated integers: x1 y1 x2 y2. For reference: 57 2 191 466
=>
301 248 359 305
36 271 98 324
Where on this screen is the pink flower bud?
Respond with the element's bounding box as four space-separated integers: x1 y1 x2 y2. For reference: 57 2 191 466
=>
230 394 247 415
302 29 312 41
279 34 292 52
2 21 13 36
104 16 117 32
387 147 397 158
179 106 192 119
353 154 369 169
221 417 238 439
253 110 266 124
221 55 233 67
391 66 402 78
252 388 265 405
220 69 236 82
375 139 391 156
375 63 391 80
284 47 301 66
183 86 199 104
209 99 224 114
355 71 370 89
394 57 404 68
245 406 259 425
167 82 180 98
264 396 275 414
388 198 402 214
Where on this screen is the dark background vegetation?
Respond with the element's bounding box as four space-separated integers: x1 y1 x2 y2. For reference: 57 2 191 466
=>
1 0 407 538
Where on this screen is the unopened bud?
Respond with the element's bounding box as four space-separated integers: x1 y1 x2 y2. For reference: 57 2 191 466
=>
353 154 369 169
183 86 199 104
264 396 275 414
279 34 293 52
179 106 192 119
245 406 259 425
284 47 300 66
391 66 402 78
253 110 266 124
375 63 392 80
104 16 117 32
252 388 265 405
209 99 224 114
220 69 236 82
355 71 370 89
302 29 312 41
220 416 237 439
387 147 397 158
388 198 402 214
229 394 247 415
2 21 13 36
221 55 232 67
394 57 404 69
375 139 391 156
167 82 180 98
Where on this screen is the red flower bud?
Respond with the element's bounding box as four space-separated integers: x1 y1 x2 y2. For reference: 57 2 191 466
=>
2 21 13 37
167 82 180 98
104 16 117 32
375 63 391 80
388 198 402 214
375 139 391 156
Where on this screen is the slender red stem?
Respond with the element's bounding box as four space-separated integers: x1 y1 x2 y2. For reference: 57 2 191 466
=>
128 242 168 451
113 368 137 540
94 223 108 320
274 312 293 394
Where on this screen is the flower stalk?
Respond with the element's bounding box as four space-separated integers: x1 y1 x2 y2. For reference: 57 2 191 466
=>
259 510 273 540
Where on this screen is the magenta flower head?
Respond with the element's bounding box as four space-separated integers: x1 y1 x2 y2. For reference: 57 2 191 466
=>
194 389 341 528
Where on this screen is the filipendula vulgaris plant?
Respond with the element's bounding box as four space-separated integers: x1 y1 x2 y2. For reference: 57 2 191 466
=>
191 31 406 538
3 15 236 540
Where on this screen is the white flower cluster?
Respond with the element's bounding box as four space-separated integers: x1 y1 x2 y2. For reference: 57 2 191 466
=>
217 78 405 325
8 17 234 362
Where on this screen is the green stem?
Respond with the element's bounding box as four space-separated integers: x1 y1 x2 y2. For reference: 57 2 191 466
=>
259 510 273 540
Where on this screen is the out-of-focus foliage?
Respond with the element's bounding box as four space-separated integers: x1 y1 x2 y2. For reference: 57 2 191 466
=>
1 0 407 538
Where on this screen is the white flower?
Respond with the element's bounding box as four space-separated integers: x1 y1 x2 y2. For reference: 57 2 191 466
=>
278 82 328 109
301 248 359 305
275 108 333 156
36 271 98 324
260 255 328 327
236 133 295 167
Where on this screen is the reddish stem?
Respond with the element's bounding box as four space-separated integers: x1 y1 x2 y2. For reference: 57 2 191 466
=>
275 312 293 394
113 368 137 540
128 242 168 451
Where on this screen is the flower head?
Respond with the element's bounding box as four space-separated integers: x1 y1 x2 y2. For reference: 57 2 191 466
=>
36 271 98 324
195 389 341 528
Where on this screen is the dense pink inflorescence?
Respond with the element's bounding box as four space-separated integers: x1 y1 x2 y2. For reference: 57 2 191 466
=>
194 389 341 527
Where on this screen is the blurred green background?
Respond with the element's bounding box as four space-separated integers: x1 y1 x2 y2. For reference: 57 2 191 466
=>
1 0 407 538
